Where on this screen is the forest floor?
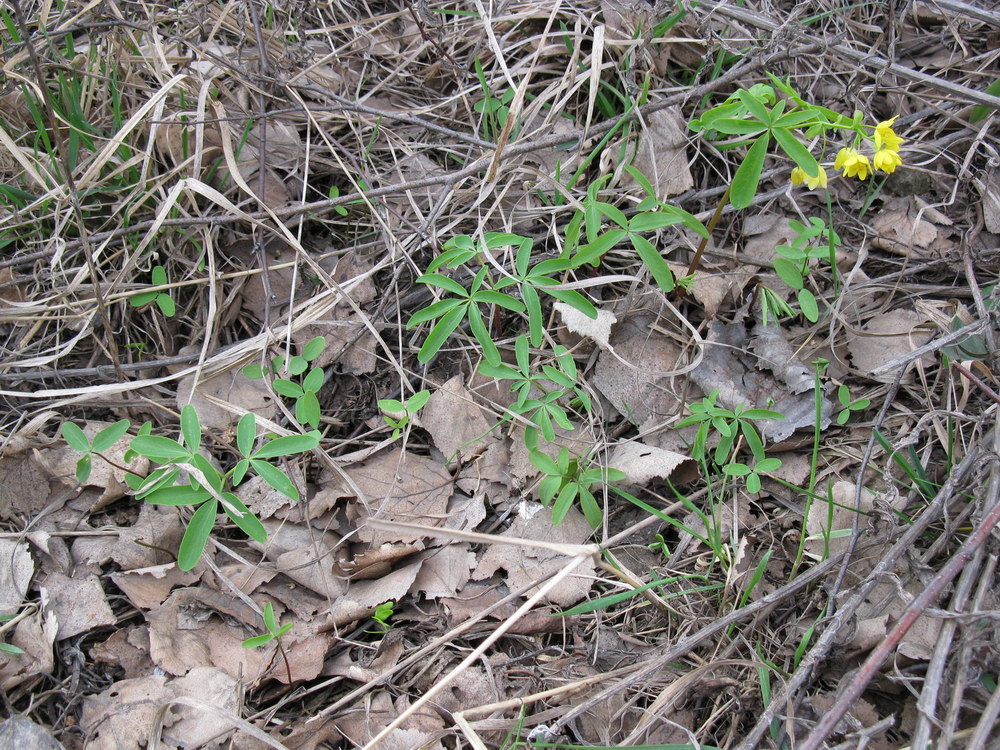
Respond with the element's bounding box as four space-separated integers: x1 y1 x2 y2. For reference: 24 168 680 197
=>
1 1 999 748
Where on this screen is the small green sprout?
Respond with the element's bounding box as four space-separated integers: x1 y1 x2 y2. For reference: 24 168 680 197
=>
242 601 293 683
368 600 395 634
130 265 176 317
836 384 871 425
378 390 430 440
244 336 327 428
530 448 626 528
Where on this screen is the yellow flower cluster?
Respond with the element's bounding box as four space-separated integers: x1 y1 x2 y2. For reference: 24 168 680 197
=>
790 115 904 189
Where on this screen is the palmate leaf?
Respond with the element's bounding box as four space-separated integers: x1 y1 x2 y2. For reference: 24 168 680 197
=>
222 492 267 543
631 233 675 293
252 432 320 459
251 458 300 500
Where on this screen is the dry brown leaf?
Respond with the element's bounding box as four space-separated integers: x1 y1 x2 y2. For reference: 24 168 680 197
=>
0 540 32 612
226 238 312 322
111 563 199 610
80 674 177 750
0 607 57 690
847 308 934 382
804 481 880 560
472 505 596 607
325 559 423 626
750 323 814 394
0 453 51 521
338 448 452 546
335 691 446 750
625 107 694 198
690 321 832 442
0 715 63 750
337 542 421 581
980 166 1000 234
554 302 617 349
91 625 154 679
176 364 274 433
412 544 475 599
610 441 690 485
40 571 116 640
163 666 240 746
668 262 739 319
251 521 347 601
419 375 495 462
146 588 271 680
871 197 950 257
592 314 684 423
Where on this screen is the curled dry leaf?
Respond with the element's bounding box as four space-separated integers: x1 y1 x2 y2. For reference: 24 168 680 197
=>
472 505 596 607
41 571 117 640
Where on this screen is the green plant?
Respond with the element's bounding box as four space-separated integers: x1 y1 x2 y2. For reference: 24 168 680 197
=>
769 217 842 323
565 166 708 293
675 389 783 469
835 384 870 424
368 600 395 634
529 447 625 528
721 456 783 494
64 407 319 570
378 390 430 440
940 282 999 362
480 335 590 449
60 419 132 484
473 59 519 142
129 265 176 317
408 231 599 364
243 336 327 428
242 601 293 683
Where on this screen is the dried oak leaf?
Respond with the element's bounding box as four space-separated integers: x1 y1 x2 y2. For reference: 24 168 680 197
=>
337 448 452 546
472 505 596 607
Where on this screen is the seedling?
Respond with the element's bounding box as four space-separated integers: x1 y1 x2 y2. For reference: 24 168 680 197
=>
60 419 131 484
64 407 320 570
244 336 327 428
129 265 176 317
722 456 783 494
835 384 870 424
378 390 430 440
529 447 625 528
368 600 395 634
771 217 841 323
675 389 784 467
242 601 293 683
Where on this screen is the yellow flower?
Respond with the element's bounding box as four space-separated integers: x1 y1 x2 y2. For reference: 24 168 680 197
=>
873 148 903 174
835 148 871 180
790 166 828 190
874 116 903 152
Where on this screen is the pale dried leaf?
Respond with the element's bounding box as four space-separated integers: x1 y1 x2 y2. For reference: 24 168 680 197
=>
624 107 693 198
111 564 199 610
980 167 1000 234
412 544 475 599
0 715 64 750
472 506 596 607
80 674 176 750
871 197 948 257
554 302 617 349
0 540 33 612
164 667 239 747
750 323 814 394
592 315 684 423
0 454 49 520
610 441 690 485
41 571 116 640
326 559 423 626
0 608 57 690
420 375 495 462
176 365 274 433
339 448 452 546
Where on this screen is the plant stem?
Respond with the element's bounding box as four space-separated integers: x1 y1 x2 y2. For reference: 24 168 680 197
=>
685 185 731 278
